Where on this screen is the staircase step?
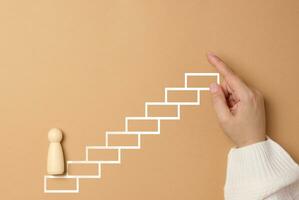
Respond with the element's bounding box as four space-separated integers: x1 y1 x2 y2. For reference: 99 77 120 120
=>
184 72 220 88
106 133 140 149
145 102 180 119
67 161 101 178
44 176 79 193
86 147 121 164
125 117 160 132
165 88 200 105
106 131 160 135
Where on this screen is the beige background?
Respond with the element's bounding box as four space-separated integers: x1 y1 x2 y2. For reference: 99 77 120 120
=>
0 0 298 199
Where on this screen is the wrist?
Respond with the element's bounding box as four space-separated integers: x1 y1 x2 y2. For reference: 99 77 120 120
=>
236 136 267 148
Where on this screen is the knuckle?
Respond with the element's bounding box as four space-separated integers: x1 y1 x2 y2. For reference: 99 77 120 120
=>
244 88 265 104
219 115 230 124
253 89 264 101
256 89 263 97
245 90 255 101
219 116 232 127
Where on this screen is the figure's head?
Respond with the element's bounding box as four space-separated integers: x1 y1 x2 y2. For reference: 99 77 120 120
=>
48 128 63 143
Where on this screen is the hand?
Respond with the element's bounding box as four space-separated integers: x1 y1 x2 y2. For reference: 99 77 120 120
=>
207 53 266 147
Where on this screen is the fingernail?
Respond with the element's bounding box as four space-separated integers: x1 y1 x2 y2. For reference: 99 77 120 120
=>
208 52 220 61
208 52 216 57
210 83 218 93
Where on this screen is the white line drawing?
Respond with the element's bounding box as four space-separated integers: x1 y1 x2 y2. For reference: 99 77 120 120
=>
44 72 220 193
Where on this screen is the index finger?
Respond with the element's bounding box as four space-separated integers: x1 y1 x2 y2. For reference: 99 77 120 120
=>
207 53 249 94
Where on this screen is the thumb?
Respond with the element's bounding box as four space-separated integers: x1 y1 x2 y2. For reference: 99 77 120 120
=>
209 83 231 122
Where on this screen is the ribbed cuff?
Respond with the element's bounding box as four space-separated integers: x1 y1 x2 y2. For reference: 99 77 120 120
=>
224 138 299 200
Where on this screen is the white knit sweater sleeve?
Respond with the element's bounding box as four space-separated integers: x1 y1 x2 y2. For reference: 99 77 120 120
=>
224 138 299 200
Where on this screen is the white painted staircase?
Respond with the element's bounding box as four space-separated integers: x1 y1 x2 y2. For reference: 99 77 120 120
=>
44 72 220 193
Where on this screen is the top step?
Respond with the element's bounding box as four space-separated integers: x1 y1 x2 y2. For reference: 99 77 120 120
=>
184 73 220 88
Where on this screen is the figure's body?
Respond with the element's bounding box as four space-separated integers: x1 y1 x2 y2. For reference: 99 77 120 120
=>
47 128 65 175
207 53 299 199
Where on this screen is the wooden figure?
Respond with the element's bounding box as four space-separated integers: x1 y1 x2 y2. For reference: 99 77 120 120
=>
47 128 65 175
